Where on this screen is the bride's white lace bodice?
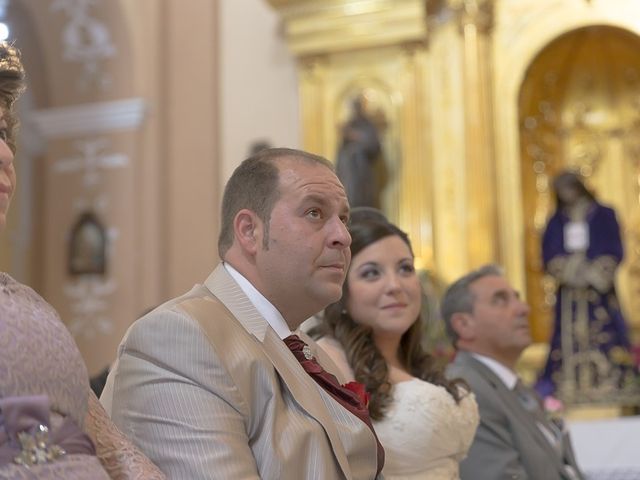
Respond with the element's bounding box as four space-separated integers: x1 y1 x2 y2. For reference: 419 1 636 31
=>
373 378 479 480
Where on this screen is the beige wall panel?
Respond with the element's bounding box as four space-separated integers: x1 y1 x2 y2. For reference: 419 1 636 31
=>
220 0 301 184
120 0 164 314
162 0 219 298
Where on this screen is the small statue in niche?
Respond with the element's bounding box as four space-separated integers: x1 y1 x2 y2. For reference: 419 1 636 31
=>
335 94 385 209
68 211 107 276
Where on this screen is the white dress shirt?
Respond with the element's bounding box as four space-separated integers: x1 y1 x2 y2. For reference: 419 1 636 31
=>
224 262 292 340
470 353 560 444
470 353 518 389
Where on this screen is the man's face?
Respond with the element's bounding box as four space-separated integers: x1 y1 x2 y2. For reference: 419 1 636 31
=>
255 158 351 324
465 275 532 362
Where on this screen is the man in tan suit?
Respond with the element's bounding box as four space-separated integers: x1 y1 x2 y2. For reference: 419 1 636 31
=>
101 148 382 479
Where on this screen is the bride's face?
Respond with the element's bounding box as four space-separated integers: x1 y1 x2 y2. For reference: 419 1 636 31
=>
0 114 15 232
345 234 421 339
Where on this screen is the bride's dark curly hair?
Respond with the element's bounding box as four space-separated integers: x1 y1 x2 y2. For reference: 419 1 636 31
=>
318 218 468 421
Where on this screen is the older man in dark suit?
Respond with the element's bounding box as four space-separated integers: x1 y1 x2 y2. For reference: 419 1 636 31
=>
443 265 584 480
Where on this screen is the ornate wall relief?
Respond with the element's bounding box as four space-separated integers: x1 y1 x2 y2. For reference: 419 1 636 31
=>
50 0 116 90
51 135 127 340
52 137 129 188
65 198 117 339
30 97 144 372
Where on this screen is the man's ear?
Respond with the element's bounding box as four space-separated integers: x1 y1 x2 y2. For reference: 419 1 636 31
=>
234 209 261 255
451 311 475 341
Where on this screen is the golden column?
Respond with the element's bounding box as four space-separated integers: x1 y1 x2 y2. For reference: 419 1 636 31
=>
457 0 497 268
425 0 497 284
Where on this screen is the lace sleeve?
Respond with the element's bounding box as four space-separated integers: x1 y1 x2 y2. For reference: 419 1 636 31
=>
85 391 166 480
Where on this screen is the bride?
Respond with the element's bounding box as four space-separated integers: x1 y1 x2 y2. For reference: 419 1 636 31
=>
315 212 478 479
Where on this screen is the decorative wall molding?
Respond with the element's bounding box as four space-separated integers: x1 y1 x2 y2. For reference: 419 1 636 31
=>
50 0 117 90
427 0 495 34
64 276 117 339
64 194 118 340
268 0 427 56
28 98 147 139
53 138 129 188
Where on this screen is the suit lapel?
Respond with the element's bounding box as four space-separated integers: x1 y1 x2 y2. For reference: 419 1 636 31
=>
455 352 568 473
203 264 352 478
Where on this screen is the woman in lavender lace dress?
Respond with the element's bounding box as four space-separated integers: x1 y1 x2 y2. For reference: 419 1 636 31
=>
316 215 479 479
0 43 164 479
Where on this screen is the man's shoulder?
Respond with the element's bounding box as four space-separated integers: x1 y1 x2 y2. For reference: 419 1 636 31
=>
447 359 482 389
446 354 504 405
126 284 217 331
108 283 262 402
446 352 482 380
119 282 244 359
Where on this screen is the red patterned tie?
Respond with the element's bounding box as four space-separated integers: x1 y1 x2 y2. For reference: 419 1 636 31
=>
284 334 384 475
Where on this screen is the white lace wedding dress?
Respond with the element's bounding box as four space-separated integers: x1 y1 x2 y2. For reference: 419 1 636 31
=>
373 378 479 479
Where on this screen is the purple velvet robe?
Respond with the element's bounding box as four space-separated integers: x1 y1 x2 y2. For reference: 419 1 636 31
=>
535 202 633 398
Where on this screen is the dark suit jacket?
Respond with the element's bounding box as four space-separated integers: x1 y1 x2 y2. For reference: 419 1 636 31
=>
446 351 584 480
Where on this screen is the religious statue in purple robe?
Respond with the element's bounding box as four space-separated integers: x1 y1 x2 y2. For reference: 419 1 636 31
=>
535 171 638 403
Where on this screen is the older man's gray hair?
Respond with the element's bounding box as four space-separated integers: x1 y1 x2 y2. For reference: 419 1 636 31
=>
441 264 504 346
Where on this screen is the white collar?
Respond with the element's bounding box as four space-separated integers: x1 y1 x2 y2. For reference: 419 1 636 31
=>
223 262 292 340
470 353 519 390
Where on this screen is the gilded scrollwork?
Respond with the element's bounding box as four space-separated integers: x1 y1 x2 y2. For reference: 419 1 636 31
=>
427 0 494 34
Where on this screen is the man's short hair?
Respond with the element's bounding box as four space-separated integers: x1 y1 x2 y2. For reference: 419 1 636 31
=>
217 147 334 258
441 264 504 346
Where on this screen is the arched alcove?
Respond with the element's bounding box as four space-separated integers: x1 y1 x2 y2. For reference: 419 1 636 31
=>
518 25 640 343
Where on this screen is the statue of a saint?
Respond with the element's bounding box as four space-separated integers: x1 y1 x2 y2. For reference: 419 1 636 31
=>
535 171 637 403
335 95 384 208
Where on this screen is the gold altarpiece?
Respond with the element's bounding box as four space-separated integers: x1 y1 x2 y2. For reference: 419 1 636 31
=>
268 0 640 360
